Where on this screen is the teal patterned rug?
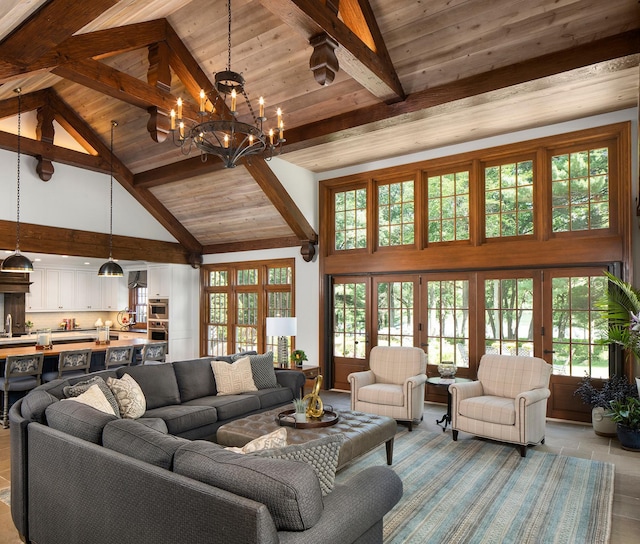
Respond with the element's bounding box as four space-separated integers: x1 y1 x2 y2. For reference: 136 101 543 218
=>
336 431 614 544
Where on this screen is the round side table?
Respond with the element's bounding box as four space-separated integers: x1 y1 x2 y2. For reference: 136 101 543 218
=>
427 376 472 431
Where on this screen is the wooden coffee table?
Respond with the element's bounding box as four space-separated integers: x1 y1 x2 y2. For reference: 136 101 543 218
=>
216 406 397 471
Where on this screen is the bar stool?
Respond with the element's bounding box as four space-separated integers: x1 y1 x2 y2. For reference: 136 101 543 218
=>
104 345 134 369
141 342 168 365
2 353 45 428
42 348 92 382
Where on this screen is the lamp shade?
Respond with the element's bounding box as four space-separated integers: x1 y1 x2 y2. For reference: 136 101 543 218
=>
98 258 124 277
1 251 34 272
266 317 297 337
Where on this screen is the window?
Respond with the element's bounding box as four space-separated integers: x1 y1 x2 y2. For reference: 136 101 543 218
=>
334 187 367 251
484 159 534 238
377 180 415 247
202 259 294 361
376 279 414 346
426 170 470 243
551 147 609 232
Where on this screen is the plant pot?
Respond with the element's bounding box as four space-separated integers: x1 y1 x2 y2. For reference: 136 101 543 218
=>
294 413 306 423
592 407 617 437
616 424 640 452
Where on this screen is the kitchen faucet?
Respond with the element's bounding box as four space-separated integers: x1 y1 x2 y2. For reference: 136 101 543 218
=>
5 314 12 338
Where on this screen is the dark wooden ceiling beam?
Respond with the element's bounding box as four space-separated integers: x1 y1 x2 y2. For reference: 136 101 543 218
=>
282 29 640 153
0 220 190 265
51 59 201 121
0 0 119 67
202 236 302 255
0 89 48 119
259 0 404 101
0 20 169 83
242 159 317 244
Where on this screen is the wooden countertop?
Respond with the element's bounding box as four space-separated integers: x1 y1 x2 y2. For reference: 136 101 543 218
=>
0 338 159 361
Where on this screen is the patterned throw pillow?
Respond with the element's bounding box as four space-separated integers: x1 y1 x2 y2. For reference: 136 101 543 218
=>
249 352 278 389
225 427 288 454
255 434 344 496
210 357 257 395
64 376 121 418
106 374 146 419
61 384 116 416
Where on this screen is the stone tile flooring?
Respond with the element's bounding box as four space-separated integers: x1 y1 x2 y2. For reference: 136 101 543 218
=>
0 391 638 543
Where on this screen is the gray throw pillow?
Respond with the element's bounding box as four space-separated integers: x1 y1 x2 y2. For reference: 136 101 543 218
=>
249 352 278 389
63 376 121 418
255 434 344 496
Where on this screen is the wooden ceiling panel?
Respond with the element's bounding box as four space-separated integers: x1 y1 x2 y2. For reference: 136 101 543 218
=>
149 166 294 245
0 0 636 261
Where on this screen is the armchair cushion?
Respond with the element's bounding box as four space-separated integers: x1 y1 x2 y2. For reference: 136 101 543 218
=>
459 395 515 425
357 383 404 407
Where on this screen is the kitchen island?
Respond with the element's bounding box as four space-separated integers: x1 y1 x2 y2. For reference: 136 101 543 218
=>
0 337 162 375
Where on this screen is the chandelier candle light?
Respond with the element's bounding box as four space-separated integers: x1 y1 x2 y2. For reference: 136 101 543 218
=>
169 0 284 168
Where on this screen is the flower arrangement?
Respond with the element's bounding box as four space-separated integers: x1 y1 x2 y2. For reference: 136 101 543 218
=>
574 374 638 409
290 349 308 366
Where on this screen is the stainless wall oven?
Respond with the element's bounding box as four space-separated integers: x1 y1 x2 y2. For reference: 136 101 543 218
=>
148 320 169 352
148 298 169 320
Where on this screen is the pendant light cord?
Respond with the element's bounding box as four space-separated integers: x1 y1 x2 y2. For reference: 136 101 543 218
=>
109 121 116 259
15 89 22 250
227 0 232 72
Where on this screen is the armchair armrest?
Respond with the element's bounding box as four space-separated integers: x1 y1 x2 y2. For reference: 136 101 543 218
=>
348 370 376 389
449 380 484 401
404 374 427 389
516 387 551 406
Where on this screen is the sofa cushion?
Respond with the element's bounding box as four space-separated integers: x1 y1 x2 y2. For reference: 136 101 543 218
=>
225 427 288 454
117 364 181 410
61 384 117 416
255 434 344 496
142 404 218 435
63 376 120 418
244 387 294 410
249 352 278 389
20 389 58 423
173 440 323 531
45 399 117 444
137 417 169 433
107 374 146 419
211 357 257 395
173 357 217 400
103 419 191 470
182 394 260 420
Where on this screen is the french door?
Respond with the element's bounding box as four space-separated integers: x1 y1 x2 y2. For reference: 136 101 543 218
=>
329 267 611 421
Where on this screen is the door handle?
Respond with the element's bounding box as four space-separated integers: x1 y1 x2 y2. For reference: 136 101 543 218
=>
543 349 555 354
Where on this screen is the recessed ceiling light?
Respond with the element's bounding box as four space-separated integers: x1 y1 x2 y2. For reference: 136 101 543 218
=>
61 255 69 258
34 258 41 262
84 262 91 265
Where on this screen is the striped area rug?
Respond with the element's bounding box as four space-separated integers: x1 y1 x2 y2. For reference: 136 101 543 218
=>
336 431 614 544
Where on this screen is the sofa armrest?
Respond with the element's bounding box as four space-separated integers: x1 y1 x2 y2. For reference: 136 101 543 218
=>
279 465 402 544
348 370 376 390
275 369 306 398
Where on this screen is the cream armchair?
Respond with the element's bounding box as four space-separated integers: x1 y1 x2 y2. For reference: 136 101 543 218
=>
450 354 552 457
348 346 427 431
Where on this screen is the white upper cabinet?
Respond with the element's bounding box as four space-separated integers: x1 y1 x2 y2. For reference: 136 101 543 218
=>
75 270 102 310
26 269 45 311
147 265 171 298
45 269 76 311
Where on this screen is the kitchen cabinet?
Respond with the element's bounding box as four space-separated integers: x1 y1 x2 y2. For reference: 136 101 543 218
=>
101 278 122 310
147 265 171 298
26 269 45 311
75 270 102 310
45 269 75 310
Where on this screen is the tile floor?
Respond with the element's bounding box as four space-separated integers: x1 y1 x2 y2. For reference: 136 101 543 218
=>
0 391 638 543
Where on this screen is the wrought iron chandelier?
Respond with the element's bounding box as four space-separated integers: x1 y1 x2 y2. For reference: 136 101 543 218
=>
170 0 284 168
1 88 34 273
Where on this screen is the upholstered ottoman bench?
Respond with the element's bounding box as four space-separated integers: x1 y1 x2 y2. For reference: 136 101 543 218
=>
216 407 397 470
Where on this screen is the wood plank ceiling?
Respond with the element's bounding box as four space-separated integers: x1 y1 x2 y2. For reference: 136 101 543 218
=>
0 0 638 265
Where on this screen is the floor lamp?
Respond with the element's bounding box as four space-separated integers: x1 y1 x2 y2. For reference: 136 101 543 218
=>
266 317 297 367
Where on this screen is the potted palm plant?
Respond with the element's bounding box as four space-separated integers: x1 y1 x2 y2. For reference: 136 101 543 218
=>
608 396 640 451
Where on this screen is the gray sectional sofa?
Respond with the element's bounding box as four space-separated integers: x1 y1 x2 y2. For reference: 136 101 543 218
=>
9 356 403 543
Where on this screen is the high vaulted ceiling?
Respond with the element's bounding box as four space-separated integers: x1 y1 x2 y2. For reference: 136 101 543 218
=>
0 0 638 266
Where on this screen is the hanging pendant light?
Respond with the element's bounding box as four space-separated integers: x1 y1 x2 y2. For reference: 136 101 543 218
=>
1 88 34 273
98 121 123 277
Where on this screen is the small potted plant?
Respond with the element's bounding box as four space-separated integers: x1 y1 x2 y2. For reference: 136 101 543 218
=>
574 374 637 436
608 396 640 451
25 320 33 336
291 349 308 367
292 398 307 423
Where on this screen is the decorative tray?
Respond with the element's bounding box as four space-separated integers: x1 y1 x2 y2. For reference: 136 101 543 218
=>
277 409 339 429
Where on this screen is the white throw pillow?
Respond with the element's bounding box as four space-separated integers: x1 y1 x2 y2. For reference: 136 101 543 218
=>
61 383 116 416
225 427 288 454
211 356 258 395
106 373 146 419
